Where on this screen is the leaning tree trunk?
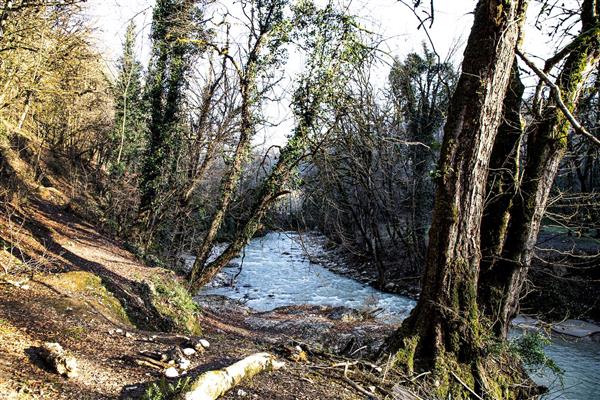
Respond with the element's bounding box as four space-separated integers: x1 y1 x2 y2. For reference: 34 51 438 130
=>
187 72 256 286
187 112 252 284
387 0 527 397
187 20 272 286
189 118 313 291
478 0 600 337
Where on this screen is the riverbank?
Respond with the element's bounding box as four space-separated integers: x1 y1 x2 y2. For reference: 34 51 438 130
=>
196 231 600 400
293 232 421 299
304 230 600 325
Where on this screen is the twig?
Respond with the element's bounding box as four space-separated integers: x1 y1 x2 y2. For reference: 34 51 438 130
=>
409 371 431 382
342 376 379 399
349 345 368 356
134 355 171 369
383 354 394 382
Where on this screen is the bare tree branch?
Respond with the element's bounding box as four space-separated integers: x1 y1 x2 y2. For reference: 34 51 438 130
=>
517 48 600 148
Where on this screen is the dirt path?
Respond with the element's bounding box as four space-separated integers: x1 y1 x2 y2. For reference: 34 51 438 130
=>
0 199 376 399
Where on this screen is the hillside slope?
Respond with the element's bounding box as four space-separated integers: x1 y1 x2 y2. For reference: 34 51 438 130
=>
0 137 382 399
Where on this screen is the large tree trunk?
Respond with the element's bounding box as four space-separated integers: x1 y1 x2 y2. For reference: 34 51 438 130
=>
478 0 600 337
388 0 527 396
477 59 524 331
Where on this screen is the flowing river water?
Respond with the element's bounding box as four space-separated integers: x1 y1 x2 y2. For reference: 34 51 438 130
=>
197 232 600 400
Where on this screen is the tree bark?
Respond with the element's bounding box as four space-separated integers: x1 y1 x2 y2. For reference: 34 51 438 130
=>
388 0 528 390
478 0 600 338
477 59 524 330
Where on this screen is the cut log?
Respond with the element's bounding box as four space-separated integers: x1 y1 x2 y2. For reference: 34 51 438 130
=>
178 352 284 400
39 342 78 378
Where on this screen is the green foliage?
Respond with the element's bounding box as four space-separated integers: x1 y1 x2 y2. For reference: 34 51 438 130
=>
142 377 192 400
64 325 87 339
110 21 146 175
149 276 202 335
509 331 563 378
290 0 370 140
139 0 207 214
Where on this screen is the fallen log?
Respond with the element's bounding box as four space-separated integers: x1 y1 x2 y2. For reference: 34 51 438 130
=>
177 352 285 400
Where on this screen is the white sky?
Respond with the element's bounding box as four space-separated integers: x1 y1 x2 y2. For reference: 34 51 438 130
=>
83 0 566 144
84 0 557 68
85 0 474 74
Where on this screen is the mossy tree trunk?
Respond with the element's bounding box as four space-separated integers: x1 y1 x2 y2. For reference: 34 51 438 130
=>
189 122 309 290
187 31 267 286
477 59 525 331
478 0 600 338
187 71 256 285
388 0 527 396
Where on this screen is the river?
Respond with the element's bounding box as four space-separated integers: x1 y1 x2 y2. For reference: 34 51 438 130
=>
197 232 600 400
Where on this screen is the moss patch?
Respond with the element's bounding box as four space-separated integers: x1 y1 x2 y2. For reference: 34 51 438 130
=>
147 276 202 335
40 271 132 326
0 318 18 336
64 325 87 340
392 335 418 374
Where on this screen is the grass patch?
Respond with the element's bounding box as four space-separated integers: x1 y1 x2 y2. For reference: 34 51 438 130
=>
142 377 192 400
64 325 87 339
148 276 201 335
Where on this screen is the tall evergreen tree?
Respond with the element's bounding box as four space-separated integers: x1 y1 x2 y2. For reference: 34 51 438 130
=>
111 21 145 174
138 0 205 234
389 46 456 265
